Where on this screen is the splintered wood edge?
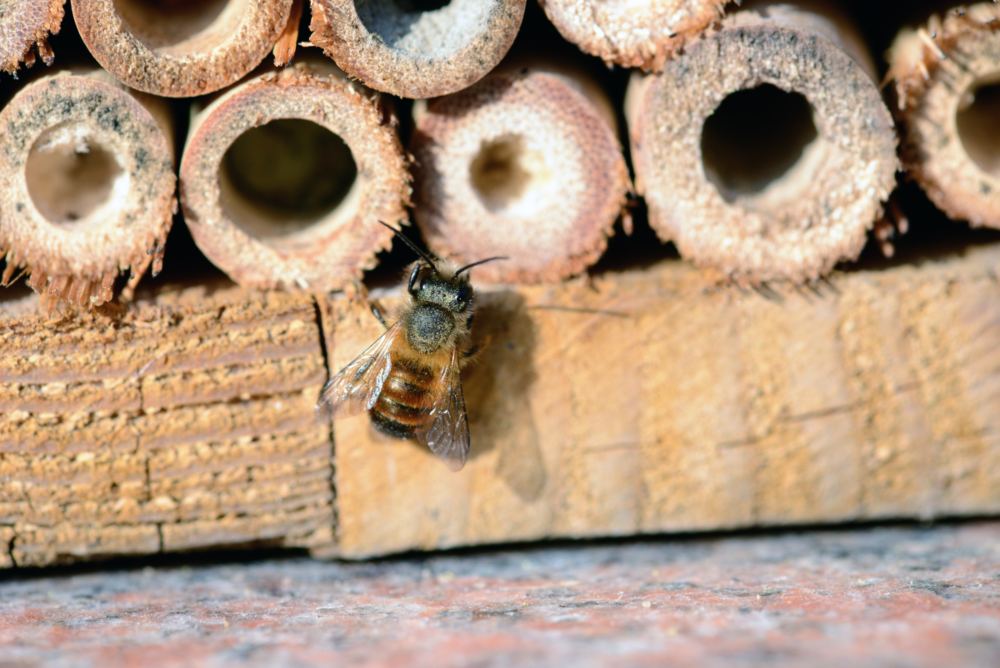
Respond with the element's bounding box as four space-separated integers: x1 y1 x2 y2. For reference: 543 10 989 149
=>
309 0 526 98
626 4 898 285
539 0 732 71
179 62 409 292
71 0 293 97
888 3 1000 229
0 71 176 311
410 66 630 284
0 0 64 75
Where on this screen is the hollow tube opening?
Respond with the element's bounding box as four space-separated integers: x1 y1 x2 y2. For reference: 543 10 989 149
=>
112 0 248 53
701 84 821 205
469 135 550 212
219 119 360 247
957 78 1000 178
356 0 489 58
25 123 127 226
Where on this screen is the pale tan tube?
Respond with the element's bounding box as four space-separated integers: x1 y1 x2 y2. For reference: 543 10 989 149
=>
540 0 731 70
179 61 409 292
0 70 176 310
626 2 898 284
889 3 1000 229
0 0 63 75
309 0 526 99
410 63 630 284
71 0 294 97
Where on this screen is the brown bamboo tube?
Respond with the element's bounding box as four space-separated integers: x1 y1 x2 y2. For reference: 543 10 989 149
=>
889 4 1000 229
0 0 64 75
0 70 176 311
410 64 630 284
179 61 408 292
308 0 526 99
71 0 294 98
540 0 731 71
626 2 899 284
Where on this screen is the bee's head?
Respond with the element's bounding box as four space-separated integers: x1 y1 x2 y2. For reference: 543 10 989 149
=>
376 220 506 313
408 264 474 314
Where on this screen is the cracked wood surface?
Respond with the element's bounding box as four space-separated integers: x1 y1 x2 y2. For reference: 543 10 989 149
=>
0 287 335 567
1 245 999 567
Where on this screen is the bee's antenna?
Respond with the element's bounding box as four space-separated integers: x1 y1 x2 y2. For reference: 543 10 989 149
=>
377 220 439 273
455 256 508 276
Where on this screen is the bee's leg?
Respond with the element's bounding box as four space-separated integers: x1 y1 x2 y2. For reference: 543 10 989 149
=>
370 301 389 330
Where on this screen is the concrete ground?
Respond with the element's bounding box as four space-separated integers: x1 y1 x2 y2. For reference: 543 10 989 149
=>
1 522 998 667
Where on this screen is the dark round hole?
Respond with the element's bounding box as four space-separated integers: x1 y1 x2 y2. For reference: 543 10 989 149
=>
356 1 463 54
25 124 124 225
957 80 1000 177
701 84 819 202
397 0 450 11
112 0 244 51
469 135 535 212
219 119 358 241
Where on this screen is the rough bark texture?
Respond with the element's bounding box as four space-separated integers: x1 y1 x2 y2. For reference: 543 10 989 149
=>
0 70 176 311
411 65 630 284
71 0 293 97
0 0 63 75
179 62 409 292
309 0 525 99
1 244 998 567
627 3 898 285
888 3 1000 229
539 0 731 71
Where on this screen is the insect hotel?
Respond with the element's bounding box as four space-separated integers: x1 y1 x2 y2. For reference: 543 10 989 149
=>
0 0 998 570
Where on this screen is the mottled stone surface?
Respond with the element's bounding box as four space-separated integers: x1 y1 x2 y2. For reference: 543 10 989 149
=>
1 523 999 667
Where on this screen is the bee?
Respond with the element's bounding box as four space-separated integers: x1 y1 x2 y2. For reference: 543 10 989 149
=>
318 222 505 470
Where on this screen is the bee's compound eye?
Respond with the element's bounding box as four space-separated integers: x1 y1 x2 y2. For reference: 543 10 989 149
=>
454 283 472 311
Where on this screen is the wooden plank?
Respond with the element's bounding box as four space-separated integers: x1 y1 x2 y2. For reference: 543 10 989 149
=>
0 287 335 567
324 245 1000 557
1 244 999 566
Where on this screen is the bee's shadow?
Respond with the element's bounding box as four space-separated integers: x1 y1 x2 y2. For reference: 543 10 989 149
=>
462 290 546 502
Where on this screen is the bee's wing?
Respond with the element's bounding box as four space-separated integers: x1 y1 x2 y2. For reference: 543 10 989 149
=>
416 347 471 470
318 321 402 416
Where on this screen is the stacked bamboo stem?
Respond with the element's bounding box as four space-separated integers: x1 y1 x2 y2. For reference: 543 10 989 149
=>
180 61 407 292
888 2 1000 230
0 0 64 76
0 70 176 309
2 0 996 307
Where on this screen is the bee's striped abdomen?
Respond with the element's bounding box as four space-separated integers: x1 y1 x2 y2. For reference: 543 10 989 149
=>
369 354 438 439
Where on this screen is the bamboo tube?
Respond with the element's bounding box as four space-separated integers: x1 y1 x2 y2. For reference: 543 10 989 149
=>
71 0 294 98
308 0 526 99
888 3 1000 229
540 0 731 71
626 2 899 285
0 70 176 311
410 64 630 283
0 0 64 76
179 61 409 292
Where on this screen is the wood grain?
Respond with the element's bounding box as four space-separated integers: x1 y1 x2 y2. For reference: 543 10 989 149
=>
0 287 334 567
326 244 1000 557
2 243 999 566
